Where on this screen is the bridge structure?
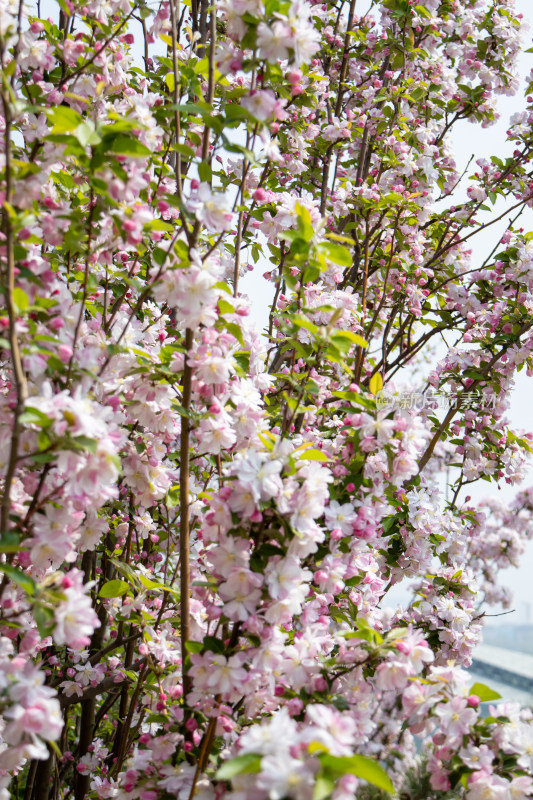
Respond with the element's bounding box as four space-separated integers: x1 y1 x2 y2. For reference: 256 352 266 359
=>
470 644 533 706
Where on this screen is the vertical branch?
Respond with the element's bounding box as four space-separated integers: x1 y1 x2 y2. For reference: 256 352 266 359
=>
354 220 369 384
66 187 95 386
201 4 216 162
179 327 194 708
320 0 357 216
177 0 212 723
169 0 183 200
233 208 244 297
191 0 199 37
0 82 28 535
74 549 105 800
74 696 95 800
140 15 150 71
23 761 38 800
191 3 216 244
199 0 209 47
32 749 54 800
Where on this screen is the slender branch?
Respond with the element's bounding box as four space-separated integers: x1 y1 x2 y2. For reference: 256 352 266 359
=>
0 77 28 535
179 327 194 712
169 0 183 200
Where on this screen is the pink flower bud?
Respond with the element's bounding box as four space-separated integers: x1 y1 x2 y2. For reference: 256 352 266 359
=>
287 69 302 83
287 698 304 715
253 187 268 203
58 344 73 362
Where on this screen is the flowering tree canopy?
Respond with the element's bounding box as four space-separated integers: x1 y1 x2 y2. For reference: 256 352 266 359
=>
2 0 533 798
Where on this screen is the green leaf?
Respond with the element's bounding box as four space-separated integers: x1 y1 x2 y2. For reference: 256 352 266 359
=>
99 579 129 598
46 106 84 134
109 136 151 157
313 772 336 800
0 564 36 595
194 57 209 76
223 321 245 347
185 641 203 653
332 330 367 348
369 373 383 396
331 390 374 409
19 406 53 427
295 202 314 242
33 603 55 637
12 288 29 313
71 435 99 453
0 531 23 554
292 314 319 335
468 682 502 703
214 281 233 294
224 105 253 123
318 241 352 268
150 219 174 232
75 122 101 147
198 161 212 182
175 142 195 158
138 574 165 591
166 485 181 508
329 332 367 354
215 753 262 781
299 448 331 462
147 713 169 723
414 4 432 18
165 72 175 92
203 635 225 653
319 754 394 793
218 298 235 315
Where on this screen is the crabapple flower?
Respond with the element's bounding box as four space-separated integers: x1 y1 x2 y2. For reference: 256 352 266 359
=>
53 570 101 650
187 183 235 231
435 697 477 746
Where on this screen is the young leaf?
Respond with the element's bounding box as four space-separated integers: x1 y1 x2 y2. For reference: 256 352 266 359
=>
12 288 29 313
369 373 384 396
319 754 394 793
299 449 331 462
313 772 336 800
468 682 502 703
46 106 83 133
99 580 129 598
0 564 36 596
215 753 262 781
109 136 151 157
